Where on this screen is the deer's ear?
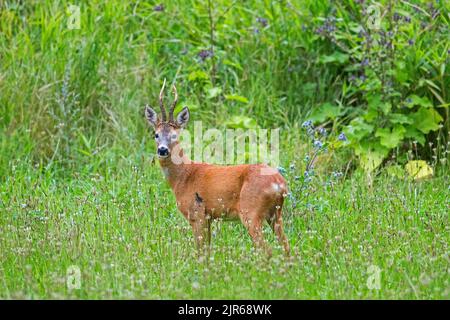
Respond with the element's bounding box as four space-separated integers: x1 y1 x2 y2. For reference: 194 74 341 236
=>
145 105 158 128
176 106 190 128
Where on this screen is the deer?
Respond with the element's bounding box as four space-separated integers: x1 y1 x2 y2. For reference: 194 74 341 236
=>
144 80 290 256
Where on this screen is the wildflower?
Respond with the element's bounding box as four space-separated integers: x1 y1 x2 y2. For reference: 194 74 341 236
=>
302 120 312 128
393 12 401 22
332 171 343 178
338 133 347 141
153 4 164 12
408 39 414 46
256 17 268 28
404 16 411 23
361 58 369 67
318 127 327 136
198 50 213 61
289 163 295 170
313 140 323 149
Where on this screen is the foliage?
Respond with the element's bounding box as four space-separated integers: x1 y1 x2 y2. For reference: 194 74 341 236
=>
309 0 449 172
0 1 448 172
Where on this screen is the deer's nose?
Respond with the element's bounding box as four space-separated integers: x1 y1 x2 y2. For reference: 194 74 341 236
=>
157 146 169 156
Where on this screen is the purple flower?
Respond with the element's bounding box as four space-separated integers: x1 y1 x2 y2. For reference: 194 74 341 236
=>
198 50 213 61
361 58 369 67
404 16 411 23
338 133 347 141
256 17 268 28
408 39 414 46
153 4 164 12
393 12 401 22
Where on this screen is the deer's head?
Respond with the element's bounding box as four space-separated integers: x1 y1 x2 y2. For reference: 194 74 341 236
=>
145 79 190 159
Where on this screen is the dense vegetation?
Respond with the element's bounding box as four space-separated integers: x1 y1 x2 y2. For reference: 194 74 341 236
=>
0 0 448 299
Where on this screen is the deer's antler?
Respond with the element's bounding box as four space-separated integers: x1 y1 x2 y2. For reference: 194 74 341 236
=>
159 78 167 121
169 84 178 123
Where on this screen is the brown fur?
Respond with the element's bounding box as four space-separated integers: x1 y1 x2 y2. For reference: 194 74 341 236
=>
145 84 290 256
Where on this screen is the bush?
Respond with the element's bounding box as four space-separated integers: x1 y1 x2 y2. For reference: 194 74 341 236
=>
307 0 449 172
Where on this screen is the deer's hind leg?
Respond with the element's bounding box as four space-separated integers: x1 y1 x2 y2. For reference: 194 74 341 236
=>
238 185 272 256
267 203 290 256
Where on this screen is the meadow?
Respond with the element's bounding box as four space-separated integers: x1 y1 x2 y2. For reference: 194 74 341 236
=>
0 0 449 299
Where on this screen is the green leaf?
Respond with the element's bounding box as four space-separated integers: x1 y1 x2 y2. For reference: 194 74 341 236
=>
225 115 257 129
405 95 432 108
355 141 389 173
174 101 200 114
368 94 391 115
389 113 413 124
404 126 425 145
224 94 249 104
363 108 378 122
411 106 443 134
345 117 374 141
187 70 209 81
309 103 341 123
394 60 408 83
375 125 406 149
206 87 222 99
318 52 349 64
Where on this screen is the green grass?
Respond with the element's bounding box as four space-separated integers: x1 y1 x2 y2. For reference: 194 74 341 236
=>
0 149 448 299
0 0 449 299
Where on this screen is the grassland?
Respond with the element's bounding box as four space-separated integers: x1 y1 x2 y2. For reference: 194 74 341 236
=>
0 141 448 299
0 0 449 299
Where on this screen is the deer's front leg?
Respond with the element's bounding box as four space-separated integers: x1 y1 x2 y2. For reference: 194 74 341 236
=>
189 216 211 250
187 195 211 254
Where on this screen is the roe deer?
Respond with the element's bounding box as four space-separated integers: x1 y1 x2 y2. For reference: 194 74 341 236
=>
144 80 290 256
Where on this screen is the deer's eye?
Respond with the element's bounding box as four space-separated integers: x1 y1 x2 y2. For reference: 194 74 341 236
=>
154 133 159 139
171 134 177 140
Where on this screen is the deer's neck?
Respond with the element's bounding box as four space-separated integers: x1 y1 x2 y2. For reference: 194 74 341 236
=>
158 147 191 190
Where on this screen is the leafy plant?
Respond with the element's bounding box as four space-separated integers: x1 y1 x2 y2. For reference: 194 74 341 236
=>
311 0 449 172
